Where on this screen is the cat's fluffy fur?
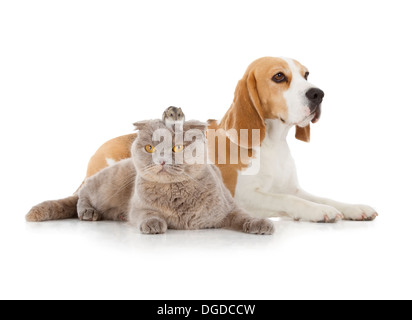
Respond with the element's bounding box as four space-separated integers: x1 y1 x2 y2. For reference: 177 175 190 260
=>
27 120 274 235
78 120 273 234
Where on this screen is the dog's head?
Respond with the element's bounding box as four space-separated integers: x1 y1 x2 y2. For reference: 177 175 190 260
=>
224 57 324 146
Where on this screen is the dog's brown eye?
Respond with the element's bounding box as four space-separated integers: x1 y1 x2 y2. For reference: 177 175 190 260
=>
272 73 286 83
305 72 310 80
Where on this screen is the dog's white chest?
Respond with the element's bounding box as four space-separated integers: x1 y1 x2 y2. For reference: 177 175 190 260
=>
234 120 299 203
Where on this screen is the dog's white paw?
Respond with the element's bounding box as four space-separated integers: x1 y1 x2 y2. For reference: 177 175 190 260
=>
339 204 378 221
295 204 343 223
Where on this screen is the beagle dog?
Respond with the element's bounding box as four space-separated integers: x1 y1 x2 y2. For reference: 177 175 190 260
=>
84 57 378 222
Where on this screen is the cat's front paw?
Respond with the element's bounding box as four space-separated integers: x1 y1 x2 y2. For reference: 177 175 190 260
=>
243 218 274 235
140 217 167 234
78 208 101 221
118 213 128 222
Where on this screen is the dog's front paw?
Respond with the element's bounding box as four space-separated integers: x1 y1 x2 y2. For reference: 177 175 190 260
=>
140 217 167 234
339 204 378 221
78 208 101 221
243 218 275 235
298 204 343 223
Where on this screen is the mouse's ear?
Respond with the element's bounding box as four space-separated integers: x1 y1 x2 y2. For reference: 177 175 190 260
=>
295 125 310 142
133 121 150 131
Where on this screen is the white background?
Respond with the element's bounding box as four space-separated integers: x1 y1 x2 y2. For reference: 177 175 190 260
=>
1 0 411 300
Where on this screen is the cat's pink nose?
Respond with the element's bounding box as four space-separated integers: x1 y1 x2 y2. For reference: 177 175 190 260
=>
160 161 166 166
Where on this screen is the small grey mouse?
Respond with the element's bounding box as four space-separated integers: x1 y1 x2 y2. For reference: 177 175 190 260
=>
162 106 185 129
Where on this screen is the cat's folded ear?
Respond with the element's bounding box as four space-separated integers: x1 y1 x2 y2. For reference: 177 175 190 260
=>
133 121 150 131
183 121 208 134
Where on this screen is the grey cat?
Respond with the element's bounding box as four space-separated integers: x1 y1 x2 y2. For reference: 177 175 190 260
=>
76 120 274 235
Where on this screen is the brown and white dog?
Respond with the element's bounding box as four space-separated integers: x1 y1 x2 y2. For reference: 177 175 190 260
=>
82 57 377 222
27 57 377 223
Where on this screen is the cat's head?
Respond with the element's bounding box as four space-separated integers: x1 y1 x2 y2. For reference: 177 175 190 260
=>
131 120 208 183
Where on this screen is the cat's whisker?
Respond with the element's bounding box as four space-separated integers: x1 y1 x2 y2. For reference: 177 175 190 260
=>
166 167 184 174
140 164 160 174
144 167 162 175
103 175 135 187
141 164 157 171
101 175 136 205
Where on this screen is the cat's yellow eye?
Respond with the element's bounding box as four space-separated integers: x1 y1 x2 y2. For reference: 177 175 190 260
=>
145 145 156 154
172 145 185 153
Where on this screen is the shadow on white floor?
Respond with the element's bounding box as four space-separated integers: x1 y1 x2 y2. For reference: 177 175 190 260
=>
2 214 410 300
22 217 379 252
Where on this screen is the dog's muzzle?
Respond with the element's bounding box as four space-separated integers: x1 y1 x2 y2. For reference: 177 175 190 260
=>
306 88 324 123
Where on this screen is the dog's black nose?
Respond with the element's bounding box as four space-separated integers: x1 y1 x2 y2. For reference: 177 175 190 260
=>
306 88 325 104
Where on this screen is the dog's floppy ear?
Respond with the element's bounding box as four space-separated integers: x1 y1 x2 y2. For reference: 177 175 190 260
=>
223 70 266 148
295 125 311 142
